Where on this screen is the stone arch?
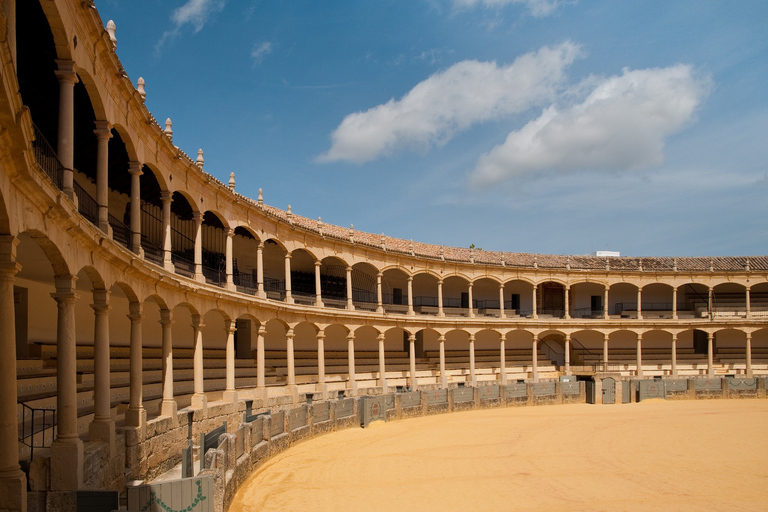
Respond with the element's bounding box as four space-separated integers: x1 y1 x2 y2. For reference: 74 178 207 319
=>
351 262 379 310
0 190 11 236
443 275 470 314
502 279 534 317
18 230 71 278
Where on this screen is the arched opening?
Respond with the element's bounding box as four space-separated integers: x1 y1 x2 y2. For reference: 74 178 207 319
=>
232 228 260 295
443 275 470 316
105 129 132 247
263 319 287 385
201 212 228 287
712 283 747 319
537 282 564 318
749 283 768 318
473 278 501 317
677 283 710 318
608 283 639 317
169 192 196 277
569 330 604 369
537 330 566 369
351 262 379 311
570 282 606 319
289 249 316 305
641 283 675 319
381 268 408 314
503 280 534 317
136 166 166 264
412 273 438 315
261 240 286 300
319 256 348 309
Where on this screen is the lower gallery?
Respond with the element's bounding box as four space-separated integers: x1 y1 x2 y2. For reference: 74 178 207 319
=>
0 1 765 511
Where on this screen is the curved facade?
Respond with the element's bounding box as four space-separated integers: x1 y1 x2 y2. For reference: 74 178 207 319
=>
0 1 766 510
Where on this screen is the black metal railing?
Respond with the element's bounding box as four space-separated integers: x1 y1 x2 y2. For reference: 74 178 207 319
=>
32 124 63 189
108 213 130 249
72 181 99 226
171 251 195 277
572 307 604 318
233 273 256 295
19 402 55 462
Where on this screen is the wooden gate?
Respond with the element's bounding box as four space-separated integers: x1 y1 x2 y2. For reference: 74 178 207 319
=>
602 377 616 404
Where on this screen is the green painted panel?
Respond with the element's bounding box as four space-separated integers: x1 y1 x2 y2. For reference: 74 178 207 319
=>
270 411 284 437
638 380 666 401
561 381 580 395
505 382 527 398
694 378 721 391
289 406 307 430
729 378 756 390
664 379 688 392
127 476 213 512
532 382 555 396
479 385 499 400
400 391 421 408
314 401 330 422
453 387 474 403
426 389 448 405
336 398 355 418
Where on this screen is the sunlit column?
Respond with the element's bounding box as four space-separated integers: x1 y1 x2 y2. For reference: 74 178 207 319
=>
286 328 295 387
604 287 610 319
284 253 293 303
745 331 753 377
439 335 447 389
316 330 326 397
468 283 474 318
564 286 570 319
636 333 643 378
347 332 357 394
346 266 355 310
378 333 387 390
407 277 414 315
499 284 506 319
499 334 507 385
746 286 751 319
671 332 678 378
437 279 444 317
193 212 203 282
125 302 145 427
603 333 609 367
55 59 77 201
191 315 207 410
672 287 678 320
636 287 643 320
532 286 538 319
89 290 114 451
256 242 265 298
256 325 266 390
223 319 237 403
468 334 476 387
225 228 235 290
128 161 142 254
408 334 417 390
161 191 173 271
160 309 177 418
94 120 112 234
564 333 571 375
532 335 539 383
707 331 714 377
376 272 384 313
314 261 324 307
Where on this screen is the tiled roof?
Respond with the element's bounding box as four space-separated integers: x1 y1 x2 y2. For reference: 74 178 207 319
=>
248 201 766 272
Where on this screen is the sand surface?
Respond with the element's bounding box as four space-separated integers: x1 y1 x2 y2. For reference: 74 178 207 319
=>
229 401 768 511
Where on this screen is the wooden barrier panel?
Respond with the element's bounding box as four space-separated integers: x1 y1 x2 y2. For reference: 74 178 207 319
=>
452 387 474 403
729 378 757 391
664 379 688 393
479 385 500 400
399 391 421 409
638 380 666 401
200 421 226 463
561 381 580 395
360 395 390 427
127 476 213 512
505 382 527 398
336 398 355 418
532 382 556 396
289 406 307 431
314 401 330 422
425 389 448 406
270 411 285 437
694 378 721 391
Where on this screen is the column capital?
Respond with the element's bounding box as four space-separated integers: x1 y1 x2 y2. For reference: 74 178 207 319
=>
0 261 22 279
315 260 322 267
408 334 416 342
93 120 113 139
128 302 142 322
192 211 203 224
376 333 385 341
226 228 234 238
437 335 445 342
377 272 383 278
316 330 325 340
286 328 294 338
256 325 266 336
0 234 19 262
347 332 355 341
224 319 236 333
745 331 752 340
127 161 143 176
671 332 678 341
54 59 78 83
159 308 173 326
468 334 475 342
407 276 413 283
468 282 473 289
564 333 571 341
284 252 292 260
54 274 78 294
160 191 172 204
91 289 111 313
258 241 265 250
191 314 204 330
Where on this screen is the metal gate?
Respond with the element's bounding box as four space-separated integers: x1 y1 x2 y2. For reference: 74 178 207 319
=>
586 379 595 404
602 377 616 404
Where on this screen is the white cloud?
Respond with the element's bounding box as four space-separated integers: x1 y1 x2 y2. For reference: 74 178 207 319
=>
251 42 273 64
469 65 711 187
453 0 566 17
156 0 225 52
317 41 581 164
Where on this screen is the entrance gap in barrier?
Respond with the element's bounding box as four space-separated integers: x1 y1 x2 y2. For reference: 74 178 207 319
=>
201 421 227 462
602 377 616 404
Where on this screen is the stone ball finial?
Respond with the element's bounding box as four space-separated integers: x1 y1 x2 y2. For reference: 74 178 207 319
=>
137 77 146 101
106 20 117 49
164 118 173 141
196 148 204 168
258 188 263 204
228 172 235 191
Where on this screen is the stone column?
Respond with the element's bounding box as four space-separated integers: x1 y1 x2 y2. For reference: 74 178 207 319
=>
745 332 753 377
408 334 417 390
603 334 609 367
564 286 570 319
316 330 326 398
346 266 355 310
125 302 146 427
407 277 414 315
532 286 538 319
223 320 237 403
256 242 265 298
314 261 324 307
225 228 235 290
564 333 571 375
499 284 506 319
439 335 447 389
284 253 293 303
94 120 112 234
160 309 177 418
89 290 114 451
636 333 643 378
161 191 173 271
468 334 477 387
745 286 751 319
637 287 643 320
708 288 713 317
286 328 296 388
191 315 207 410
532 335 539 383
193 212 204 282
376 272 384 313
671 332 678 378
0 238 27 510
499 335 507 385
672 287 678 319
437 279 444 317
707 331 714 377
128 161 143 254
377 333 387 390
55 59 77 201
604 287 610 319
347 332 357 394
256 325 266 391
468 283 474 318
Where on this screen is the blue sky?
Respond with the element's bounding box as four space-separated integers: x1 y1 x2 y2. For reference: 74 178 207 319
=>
95 0 768 257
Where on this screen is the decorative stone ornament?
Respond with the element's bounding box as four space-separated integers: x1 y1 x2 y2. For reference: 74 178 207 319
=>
229 172 235 191
258 188 263 205
106 20 117 49
196 149 204 168
164 118 173 141
137 77 146 102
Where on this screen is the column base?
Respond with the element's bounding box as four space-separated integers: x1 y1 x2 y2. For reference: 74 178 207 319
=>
89 418 116 455
222 389 238 404
285 296 294 304
195 273 205 283
125 406 146 428
347 380 358 396
255 387 269 404
257 290 266 299
191 393 208 412
160 399 178 421
315 301 324 308
0 468 27 512
346 304 355 311
315 383 328 401
226 281 236 291
378 378 387 392
376 306 384 314
50 438 84 491
98 220 112 237
164 258 174 272
286 385 299 403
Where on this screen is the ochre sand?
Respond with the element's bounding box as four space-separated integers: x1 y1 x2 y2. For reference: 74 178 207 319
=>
229 400 768 511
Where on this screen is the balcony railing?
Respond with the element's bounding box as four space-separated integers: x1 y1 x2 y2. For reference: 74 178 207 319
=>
31 124 63 189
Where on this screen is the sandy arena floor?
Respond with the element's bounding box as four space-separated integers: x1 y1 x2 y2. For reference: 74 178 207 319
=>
229 400 768 511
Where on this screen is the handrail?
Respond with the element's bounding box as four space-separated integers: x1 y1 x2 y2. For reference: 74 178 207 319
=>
19 402 56 462
31 123 63 189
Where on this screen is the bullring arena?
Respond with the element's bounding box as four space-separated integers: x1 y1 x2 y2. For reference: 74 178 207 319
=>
0 2 766 511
